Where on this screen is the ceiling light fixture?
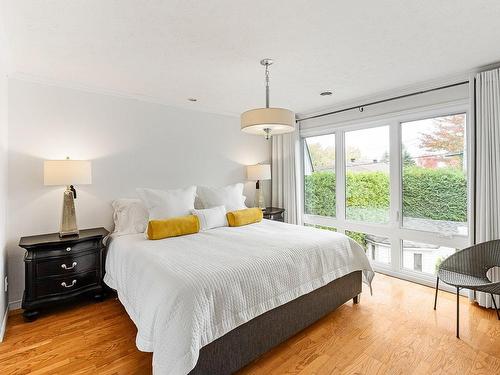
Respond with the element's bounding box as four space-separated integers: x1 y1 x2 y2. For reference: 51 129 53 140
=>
240 59 295 140
320 91 333 96
187 98 197 102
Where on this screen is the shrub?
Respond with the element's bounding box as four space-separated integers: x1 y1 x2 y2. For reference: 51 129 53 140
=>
304 171 336 216
402 166 467 222
304 167 467 223
345 231 368 251
346 172 390 209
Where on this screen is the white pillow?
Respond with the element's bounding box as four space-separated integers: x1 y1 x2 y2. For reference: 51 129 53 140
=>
136 186 197 220
197 183 247 212
191 205 227 231
111 199 148 235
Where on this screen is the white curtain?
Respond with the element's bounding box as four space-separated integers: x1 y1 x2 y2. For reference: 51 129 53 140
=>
470 68 500 308
271 130 302 224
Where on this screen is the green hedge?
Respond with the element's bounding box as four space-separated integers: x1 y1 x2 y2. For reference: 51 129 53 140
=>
304 171 336 216
305 167 467 222
402 167 467 222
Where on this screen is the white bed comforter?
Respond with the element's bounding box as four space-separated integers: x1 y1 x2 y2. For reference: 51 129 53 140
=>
104 220 374 374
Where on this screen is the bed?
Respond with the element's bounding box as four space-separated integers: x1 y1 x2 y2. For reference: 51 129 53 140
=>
104 219 374 375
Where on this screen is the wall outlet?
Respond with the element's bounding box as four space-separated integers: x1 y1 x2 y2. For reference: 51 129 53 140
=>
4 276 7 293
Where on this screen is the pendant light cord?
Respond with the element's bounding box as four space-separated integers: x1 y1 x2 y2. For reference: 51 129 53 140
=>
265 63 270 108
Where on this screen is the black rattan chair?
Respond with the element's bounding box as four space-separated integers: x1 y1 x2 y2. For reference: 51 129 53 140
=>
434 239 500 338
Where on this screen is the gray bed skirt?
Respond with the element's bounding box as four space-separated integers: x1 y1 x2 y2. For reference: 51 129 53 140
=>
189 270 362 375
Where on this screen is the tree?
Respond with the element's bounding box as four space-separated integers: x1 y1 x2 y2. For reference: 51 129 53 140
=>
346 146 361 162
402 147 415 167
381 147 415 167
420 115 464 153
307 142 335 170
307 142 363 170
419 115 465 167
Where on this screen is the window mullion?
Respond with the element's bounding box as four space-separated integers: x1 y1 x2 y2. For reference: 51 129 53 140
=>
389 120 402 271
336 130 346 223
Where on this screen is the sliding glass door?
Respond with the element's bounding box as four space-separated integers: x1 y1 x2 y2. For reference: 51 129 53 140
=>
302 104 471 286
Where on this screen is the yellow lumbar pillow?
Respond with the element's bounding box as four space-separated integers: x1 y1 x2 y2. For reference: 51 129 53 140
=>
147 215 200 240
226 208 263 227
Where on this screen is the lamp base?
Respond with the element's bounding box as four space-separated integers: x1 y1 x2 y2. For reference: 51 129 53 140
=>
59 229 79 238
255 188 266 209
60 187 79 237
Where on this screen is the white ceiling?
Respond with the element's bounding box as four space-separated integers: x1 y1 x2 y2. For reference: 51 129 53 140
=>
2 1 500 116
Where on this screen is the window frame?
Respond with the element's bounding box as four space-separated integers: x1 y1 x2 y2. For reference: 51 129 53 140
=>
301 99 473 288
398 111 469 237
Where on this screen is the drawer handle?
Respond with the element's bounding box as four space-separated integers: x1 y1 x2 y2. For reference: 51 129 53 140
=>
61 280 77 288
61 262 77 270
66 247 72 252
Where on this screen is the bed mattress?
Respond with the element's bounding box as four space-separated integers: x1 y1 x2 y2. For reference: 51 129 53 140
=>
104 219 374 374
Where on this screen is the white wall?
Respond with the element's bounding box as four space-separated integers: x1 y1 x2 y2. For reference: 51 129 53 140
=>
6 79 271 307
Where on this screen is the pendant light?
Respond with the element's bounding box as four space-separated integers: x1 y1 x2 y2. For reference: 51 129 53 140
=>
241 59 295 140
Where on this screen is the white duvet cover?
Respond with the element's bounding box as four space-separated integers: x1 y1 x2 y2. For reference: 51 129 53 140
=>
104 220 374 374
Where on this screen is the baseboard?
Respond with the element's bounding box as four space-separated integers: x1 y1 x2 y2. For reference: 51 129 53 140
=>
0 306 7 342
8 299 22 310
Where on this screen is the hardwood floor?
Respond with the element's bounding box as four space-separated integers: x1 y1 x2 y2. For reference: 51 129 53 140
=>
2 273 500 374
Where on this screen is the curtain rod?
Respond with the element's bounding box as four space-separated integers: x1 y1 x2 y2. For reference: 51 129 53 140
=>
297 80 469 122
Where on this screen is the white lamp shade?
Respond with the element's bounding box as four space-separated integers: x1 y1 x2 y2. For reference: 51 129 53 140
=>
44 160 92 186
247 164 271 181
241 107 295 135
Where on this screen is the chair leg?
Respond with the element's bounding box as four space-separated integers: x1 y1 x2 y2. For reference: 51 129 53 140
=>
434 277 439 310
490 293 500 320
456 287 460 339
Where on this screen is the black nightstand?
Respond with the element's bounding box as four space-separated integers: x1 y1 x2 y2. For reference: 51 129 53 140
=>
263 207 285 222
19 227 109 321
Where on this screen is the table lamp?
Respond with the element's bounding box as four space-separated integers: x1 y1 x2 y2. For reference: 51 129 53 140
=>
44 158 92 237
247 164 271 209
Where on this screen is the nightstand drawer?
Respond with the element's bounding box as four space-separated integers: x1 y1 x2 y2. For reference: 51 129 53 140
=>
35 239 100 259
36 252 99 278
36 271 99 298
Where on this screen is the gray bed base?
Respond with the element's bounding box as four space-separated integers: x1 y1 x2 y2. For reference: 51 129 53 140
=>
189 270 362 375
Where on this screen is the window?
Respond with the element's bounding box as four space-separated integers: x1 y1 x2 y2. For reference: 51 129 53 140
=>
401 114 467 236
346 231 390 265
403 240 456 275
413 253 423 272
302 103 470 286
304 134 335 217
345 126 390 224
